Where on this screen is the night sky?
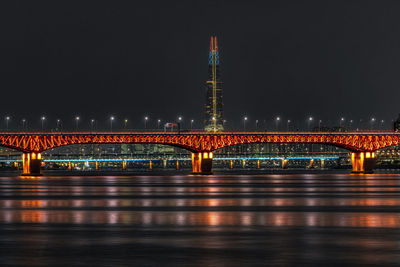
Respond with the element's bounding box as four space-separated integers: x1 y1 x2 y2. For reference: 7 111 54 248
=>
1 1 400 130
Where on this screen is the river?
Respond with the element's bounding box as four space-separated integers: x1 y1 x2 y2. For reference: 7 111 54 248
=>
0 172 399 266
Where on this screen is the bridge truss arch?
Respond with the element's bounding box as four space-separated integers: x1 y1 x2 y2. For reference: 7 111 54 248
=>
208 134 400 153
0 133 400 153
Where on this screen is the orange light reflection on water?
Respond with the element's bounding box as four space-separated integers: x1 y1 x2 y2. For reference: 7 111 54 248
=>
1 197 400 208
0 210 399 228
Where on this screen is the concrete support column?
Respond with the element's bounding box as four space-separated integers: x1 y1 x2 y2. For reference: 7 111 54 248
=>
192 152 213 174
192 152 202 173
351 152 376 174
22 152 42 176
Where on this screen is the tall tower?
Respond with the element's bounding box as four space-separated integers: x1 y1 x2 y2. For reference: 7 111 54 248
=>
204 36 224 132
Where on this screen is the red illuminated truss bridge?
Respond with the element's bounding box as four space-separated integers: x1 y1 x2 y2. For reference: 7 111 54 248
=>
0 132 397 175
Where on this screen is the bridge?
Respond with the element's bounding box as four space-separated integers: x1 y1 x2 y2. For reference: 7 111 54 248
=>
0 132 398 175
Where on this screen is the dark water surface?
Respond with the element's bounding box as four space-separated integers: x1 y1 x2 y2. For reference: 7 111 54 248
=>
1 172 400 266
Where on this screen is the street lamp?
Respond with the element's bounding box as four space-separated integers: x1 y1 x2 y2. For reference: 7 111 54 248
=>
339 117 345 128
307 116 313 131
370 117 376 130
275 116 280 131
90 119 95 131
5 116 10 131
110 116 115 132
243 116 248 131
381 119 384 130
41 116 46 131
21 118 26 131
178 116 183 131
124 119 128 129
144 116 148 129
255 120 259 130
287 119 291 131
56 119 61 131
190 119 194 131
75 116 80 131
157 119 161 129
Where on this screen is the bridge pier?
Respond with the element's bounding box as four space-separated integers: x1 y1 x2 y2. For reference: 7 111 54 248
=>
351 152 376 174
192 152 213 174
22 152 42 176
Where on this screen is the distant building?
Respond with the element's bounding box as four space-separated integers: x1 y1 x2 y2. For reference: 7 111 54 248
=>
204 36 224 132
393 114 400 132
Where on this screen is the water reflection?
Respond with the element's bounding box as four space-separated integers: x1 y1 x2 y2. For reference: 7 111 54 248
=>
1 197 400 208
1 174 400 229
2 174 400 266
1 210 400 228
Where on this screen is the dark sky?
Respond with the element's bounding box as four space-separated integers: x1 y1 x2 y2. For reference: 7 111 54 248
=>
1 0 400 130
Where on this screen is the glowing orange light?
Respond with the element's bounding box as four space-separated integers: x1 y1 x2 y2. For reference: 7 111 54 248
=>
0 133 394 154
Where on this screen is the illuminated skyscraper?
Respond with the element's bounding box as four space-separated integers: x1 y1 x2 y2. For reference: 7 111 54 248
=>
204 36 224 132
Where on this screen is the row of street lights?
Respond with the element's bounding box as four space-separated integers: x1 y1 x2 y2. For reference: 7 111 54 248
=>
243 116 310 131
242 116 387 131
1 116 196 131
0 115 388 131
